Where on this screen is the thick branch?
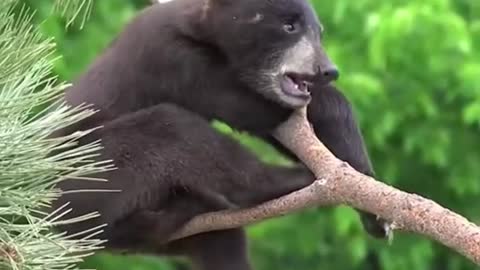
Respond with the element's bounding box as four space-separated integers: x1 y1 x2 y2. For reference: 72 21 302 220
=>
170 108 480 265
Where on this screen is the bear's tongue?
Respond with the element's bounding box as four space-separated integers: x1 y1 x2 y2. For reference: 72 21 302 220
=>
281 75 310 99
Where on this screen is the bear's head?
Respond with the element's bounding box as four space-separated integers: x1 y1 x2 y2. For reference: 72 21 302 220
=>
195 0 339 109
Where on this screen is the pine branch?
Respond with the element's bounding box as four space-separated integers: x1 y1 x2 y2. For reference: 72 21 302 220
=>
170 107 480 265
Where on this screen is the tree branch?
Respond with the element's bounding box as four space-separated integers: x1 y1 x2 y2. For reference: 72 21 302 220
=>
169 107 480 265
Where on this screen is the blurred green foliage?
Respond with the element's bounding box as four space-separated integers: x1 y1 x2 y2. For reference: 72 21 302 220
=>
20 0 480 269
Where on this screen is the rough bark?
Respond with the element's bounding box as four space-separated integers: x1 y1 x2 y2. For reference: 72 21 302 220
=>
170 107 480 265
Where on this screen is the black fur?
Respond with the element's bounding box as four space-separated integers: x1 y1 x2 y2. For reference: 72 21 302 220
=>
50 0 386 269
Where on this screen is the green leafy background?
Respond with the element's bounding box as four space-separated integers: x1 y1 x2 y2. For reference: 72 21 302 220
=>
20 0 480 269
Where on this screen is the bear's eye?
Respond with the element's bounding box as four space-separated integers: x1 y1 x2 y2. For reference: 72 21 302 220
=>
283 18 301 34
283 23 296 33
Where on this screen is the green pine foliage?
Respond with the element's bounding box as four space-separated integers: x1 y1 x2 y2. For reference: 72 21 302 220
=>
0 1 112 269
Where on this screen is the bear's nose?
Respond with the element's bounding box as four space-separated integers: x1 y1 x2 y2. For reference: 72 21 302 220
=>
321 67 339 81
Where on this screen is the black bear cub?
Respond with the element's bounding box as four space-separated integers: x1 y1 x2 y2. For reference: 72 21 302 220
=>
50 0 388 269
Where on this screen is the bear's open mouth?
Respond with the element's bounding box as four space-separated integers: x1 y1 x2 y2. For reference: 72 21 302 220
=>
280 73 313 99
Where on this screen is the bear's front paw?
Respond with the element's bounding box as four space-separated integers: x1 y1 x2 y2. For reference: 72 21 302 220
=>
360 211 393 240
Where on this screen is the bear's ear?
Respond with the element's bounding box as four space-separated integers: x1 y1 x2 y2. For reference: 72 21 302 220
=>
150 0 175 4
150 0 232 4
149 0 233 6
